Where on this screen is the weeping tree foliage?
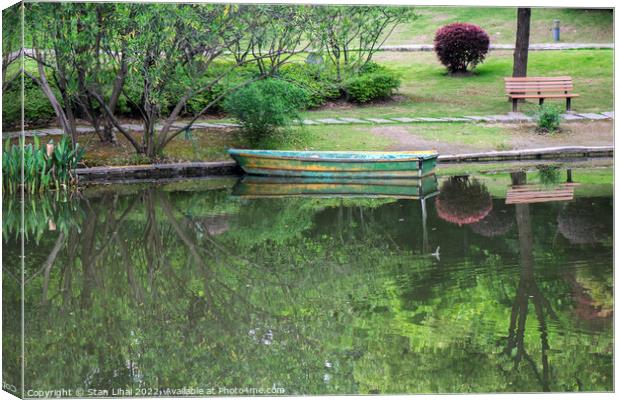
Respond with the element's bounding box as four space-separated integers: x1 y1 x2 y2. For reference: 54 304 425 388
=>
312 6 417 81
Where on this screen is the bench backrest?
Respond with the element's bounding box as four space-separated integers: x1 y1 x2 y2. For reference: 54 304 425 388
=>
504 76 574 95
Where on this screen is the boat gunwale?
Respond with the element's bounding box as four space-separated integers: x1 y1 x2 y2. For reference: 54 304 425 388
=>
242 169 436 178
240 177 437 187
231 191 440 200
229 149 438 163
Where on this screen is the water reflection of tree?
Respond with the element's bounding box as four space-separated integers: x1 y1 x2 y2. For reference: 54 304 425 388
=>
25 190 368 392
502 172 558 392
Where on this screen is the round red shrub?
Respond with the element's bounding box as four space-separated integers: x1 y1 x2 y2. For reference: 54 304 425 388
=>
434 23 490 73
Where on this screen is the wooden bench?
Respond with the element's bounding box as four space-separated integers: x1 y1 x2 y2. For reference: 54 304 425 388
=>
504 76 579 112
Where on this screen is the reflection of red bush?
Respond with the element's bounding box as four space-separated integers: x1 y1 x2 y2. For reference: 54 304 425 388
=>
435 177 492 226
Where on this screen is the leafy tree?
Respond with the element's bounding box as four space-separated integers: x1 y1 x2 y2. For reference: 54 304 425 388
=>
90 4 313 158
2 3 22 92
312 6 416 81
23 4 315 157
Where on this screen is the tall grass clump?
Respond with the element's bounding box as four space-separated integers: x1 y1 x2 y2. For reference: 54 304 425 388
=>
2 136 85 194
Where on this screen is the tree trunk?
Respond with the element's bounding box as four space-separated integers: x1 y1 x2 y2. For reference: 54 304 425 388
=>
513 8 531 77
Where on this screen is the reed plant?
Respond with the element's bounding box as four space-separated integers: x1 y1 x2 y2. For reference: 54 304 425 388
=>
2 136 85 194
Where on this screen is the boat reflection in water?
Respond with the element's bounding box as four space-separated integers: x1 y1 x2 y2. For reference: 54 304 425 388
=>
232 174 439 200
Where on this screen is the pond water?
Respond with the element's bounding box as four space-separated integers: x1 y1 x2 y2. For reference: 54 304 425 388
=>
2 164 613 395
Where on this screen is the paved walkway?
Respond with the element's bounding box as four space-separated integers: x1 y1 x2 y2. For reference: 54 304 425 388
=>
13 43 613 61
378 43 614 52
3 111 613 139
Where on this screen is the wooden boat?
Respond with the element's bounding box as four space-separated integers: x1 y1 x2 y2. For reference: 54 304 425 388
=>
231 174 439 199
228 149 438 178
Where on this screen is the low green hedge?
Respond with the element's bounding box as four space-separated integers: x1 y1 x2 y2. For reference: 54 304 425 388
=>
344 62 401 103
278 63 340 108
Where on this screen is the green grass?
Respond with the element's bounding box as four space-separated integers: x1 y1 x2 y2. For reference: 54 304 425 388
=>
280 125 398 151
387 7 613 45
276 123 511 152
303 50 613 119
399 123 511 149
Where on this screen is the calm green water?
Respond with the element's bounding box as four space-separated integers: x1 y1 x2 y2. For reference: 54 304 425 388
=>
2 165 613 396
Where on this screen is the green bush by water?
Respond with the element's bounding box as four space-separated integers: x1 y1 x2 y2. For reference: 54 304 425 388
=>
344 62 401 103
2 136 85 194
223 78 310 147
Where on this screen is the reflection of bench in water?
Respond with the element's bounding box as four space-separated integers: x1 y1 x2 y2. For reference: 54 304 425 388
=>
506 183 579 204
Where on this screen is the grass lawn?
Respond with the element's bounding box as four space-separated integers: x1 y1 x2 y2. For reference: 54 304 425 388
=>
386 7 613 45
303 50 613 119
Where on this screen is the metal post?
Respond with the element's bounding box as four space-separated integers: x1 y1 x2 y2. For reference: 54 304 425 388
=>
553 20 560 42
421 197 428 253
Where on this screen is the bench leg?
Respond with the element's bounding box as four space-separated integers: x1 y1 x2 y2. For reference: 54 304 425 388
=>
539 98 544 106
566 97 571 112
512 98 518 112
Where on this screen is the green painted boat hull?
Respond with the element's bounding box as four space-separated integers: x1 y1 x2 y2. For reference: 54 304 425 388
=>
232 174 439 199
228 149 438 178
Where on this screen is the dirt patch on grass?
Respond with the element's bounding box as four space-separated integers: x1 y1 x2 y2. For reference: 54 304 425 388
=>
506 120 613 149
369 125 481 153
370 120 612 155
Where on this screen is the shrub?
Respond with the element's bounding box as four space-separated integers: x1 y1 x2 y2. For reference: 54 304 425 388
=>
2 79 57 130
534 104 561 133
184 62 258 115
344 62 401 103
223 78 309 147
278 63 340 108
434 23 490 73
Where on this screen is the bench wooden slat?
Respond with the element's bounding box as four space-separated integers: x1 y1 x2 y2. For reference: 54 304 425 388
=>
507 196 574 204
509 94 580 99
506 84 573 90
504 76 572 81
506 88 574 93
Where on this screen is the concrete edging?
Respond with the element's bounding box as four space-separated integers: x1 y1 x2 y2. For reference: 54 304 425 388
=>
76 160 241 182
75 146 613 182
438 146 613 163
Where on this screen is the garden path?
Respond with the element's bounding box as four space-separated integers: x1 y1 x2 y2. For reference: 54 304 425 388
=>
3 112 613 139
